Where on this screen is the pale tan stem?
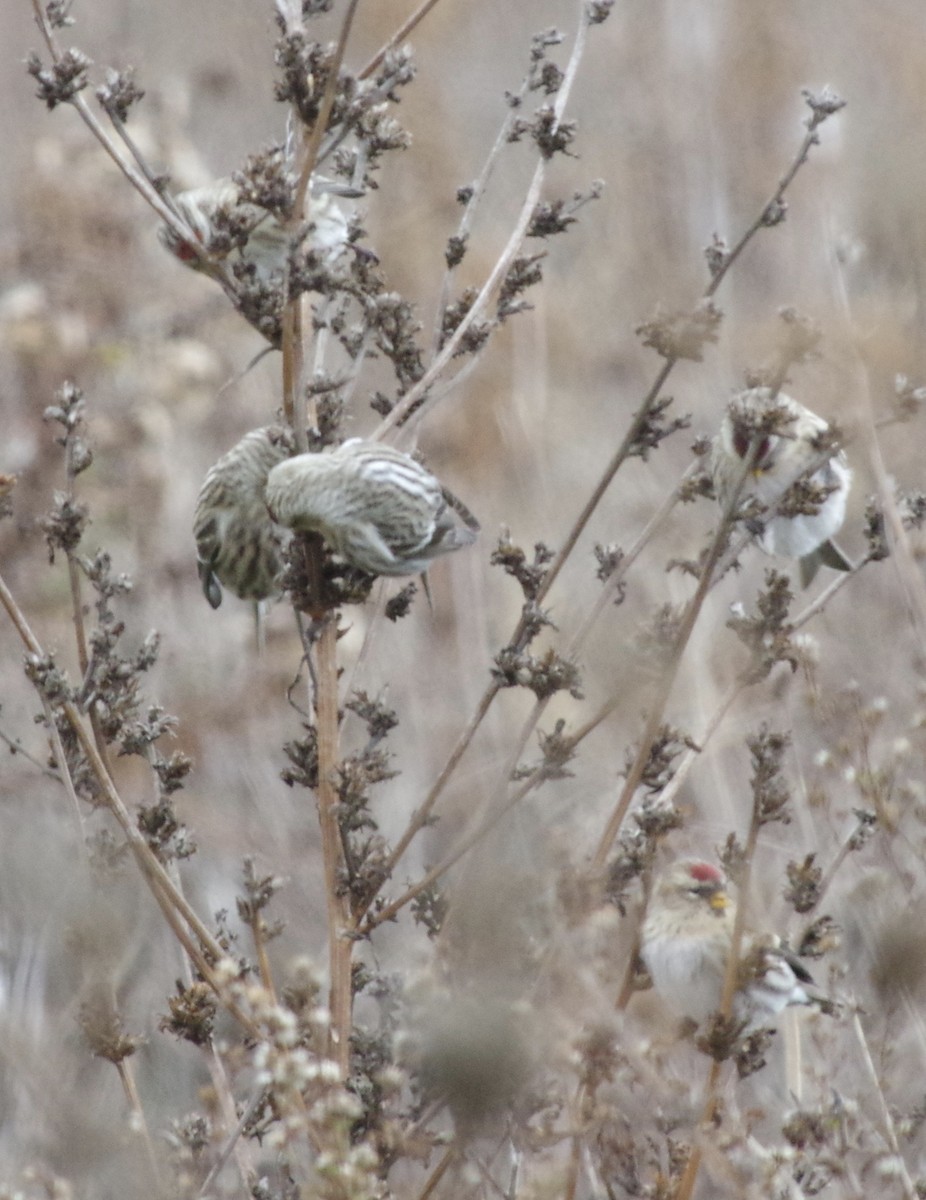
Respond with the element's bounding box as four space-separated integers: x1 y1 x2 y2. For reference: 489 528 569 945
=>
314 618 353 1076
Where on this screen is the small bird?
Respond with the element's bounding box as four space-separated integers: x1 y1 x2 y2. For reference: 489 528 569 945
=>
640 859 815 1032
159 177 354 283
264 439 479 577
712 388 852 587
193 425 294 608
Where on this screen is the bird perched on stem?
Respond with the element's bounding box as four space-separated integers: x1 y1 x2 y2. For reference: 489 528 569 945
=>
712 388 852 587
159 176 356 283
640 859 816 1032
265 439 479 578
193 425 294 608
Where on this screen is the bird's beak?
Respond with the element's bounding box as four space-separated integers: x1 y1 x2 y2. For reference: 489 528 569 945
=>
709 890 729 912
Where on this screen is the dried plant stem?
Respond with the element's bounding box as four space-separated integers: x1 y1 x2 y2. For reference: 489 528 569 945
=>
144 864 262 1039
314 617 353 1076
42 696 87 842
293 0 361 218
566 466 694 658
282 299 307 446
29 0 241 303
563 1083 586 1200
375 0 592 436
658 678 745 811
198 1086 267 1200
416 1146 456 1200
249 912 279 1004
30 0 160 218
378 159 546 435
0 721 60 780
67 556 89 673
476 466 700 815
812 812 876 910
207 1043 260 1189
540 362 679 619
428 48 537 358
590 494 744 870
791 557 868 629
358 0 445 81
353 682 499 923
65 544 114 776
849 1010 918 1200
704 123 826 300
0 570 269 1038
161 862 259 1184
593 402 826 870
115 1057 163 1188
372 99 839 873
360 752 554 933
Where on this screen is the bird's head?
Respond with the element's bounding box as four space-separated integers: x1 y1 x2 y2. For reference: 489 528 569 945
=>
656 859 731 914
723 388 804 476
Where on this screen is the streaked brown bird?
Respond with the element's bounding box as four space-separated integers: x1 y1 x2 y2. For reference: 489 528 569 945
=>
193 425 294 608
264 439 479 577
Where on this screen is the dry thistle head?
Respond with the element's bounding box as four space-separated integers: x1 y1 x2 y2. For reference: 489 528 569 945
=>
265 439 478 577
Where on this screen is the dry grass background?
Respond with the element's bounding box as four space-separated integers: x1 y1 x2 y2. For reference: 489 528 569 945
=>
3 1 926 1197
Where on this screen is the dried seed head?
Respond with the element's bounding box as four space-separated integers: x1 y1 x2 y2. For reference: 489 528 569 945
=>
265 440 479 577
193 426 294 607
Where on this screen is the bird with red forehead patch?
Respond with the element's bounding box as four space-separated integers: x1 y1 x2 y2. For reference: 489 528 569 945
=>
158 176 356 286
711 387 852 588
640 858 815 1031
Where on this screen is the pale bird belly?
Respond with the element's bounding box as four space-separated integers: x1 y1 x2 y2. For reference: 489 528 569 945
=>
644 935 724 1024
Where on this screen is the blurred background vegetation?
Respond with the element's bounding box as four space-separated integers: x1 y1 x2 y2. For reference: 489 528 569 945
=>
2 1 926 1196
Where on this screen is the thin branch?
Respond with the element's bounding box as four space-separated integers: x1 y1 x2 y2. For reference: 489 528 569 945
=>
0 568 264 1038
29 0 241 307
314 617 354 1077
358 0 445 81
375 2 593 437
0 722 60 781
293 0 362 218
415 1146 457 1200
590 455 755 870
352 681 498 924
198 1087 268 1200
849 1008 918 1200
115 1057 163 1189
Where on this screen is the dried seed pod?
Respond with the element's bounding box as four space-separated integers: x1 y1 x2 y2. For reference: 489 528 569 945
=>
193 426 294 608
265 439 479 577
